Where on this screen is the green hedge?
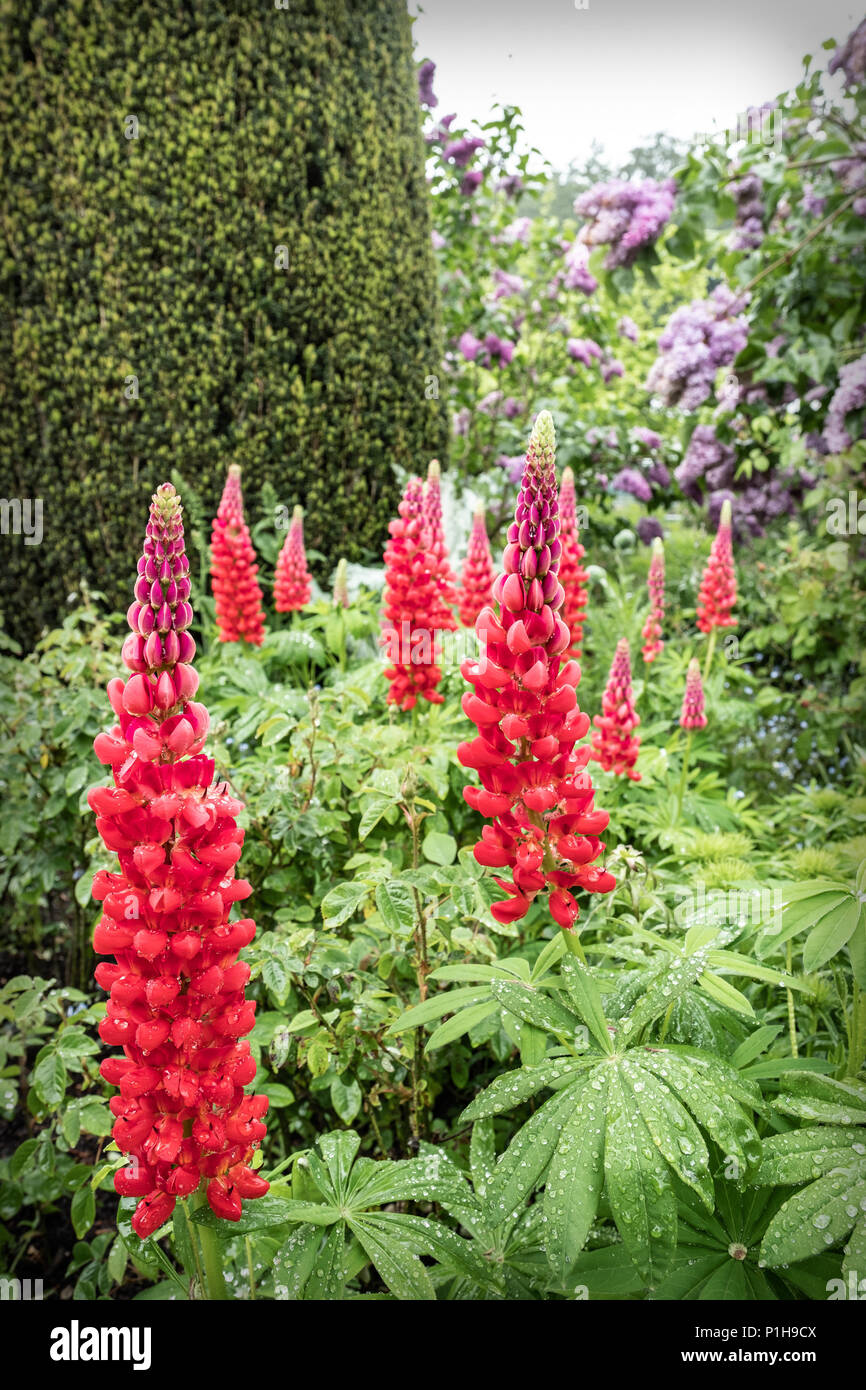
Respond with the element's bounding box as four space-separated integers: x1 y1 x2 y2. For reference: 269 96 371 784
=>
0 0 447 647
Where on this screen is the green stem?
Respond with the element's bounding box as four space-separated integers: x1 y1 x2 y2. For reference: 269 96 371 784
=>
562 928 587 964
676 730 694 820
702 627 717 685
786 941 799 1059
244 1236 256 1300
182 1198 206 1299
190 1188 228 1300
847 979 866 1078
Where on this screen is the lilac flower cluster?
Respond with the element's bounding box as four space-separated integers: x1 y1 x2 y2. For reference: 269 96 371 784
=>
458 331 515 366
828 18 866 87
633 427 662 451
728 172 764 251
417 60 437 108
566 337 603 367
802 182 826 218
823 353 866 454
562 238 598 294
426 113 456 145
646 283 749 410
676 425 814 536
443 136 486 167
601 359 624 383
612 468 652 503
637 517 664 545
491 268 525 300
496 453 526 484
574 177 676 269
618 316 639 342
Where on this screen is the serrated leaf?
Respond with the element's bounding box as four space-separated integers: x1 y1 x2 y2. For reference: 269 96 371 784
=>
320 880 368 928
375 879 416 937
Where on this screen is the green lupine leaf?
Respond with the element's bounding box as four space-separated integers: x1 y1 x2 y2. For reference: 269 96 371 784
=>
559 956 614 1054
348 1154 471 1212
753 1128 862 1186
428 962 522 984
304 1224 347 1301
604 1070 677 1286
620 941 717 1042
318 1131 361 1197
649 1252 729 1301
489 978 581 1037
730 1025 783 1070
697 971 754 1017
842 1213 866 1284
570 1242 646 1298
469 1117 497 1198
637 1048 761 1172
622 1056 713 1208
803 897 862 971
350 1217 435 1301
274 1224 322 1300
760 1171 866 1266
772 1073 866 1124
460 1057 592 1122
484 1082 584 1216
756 891 849 958
543 1066 609 1279
361 1211 492 1287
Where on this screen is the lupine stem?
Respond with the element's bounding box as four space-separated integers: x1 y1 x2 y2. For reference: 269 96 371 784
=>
190 1188 228 1300
676 730 694 819
702 626 717 684
182 1197 207 1298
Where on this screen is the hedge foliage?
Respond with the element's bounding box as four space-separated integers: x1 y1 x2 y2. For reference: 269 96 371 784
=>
0 0 448 647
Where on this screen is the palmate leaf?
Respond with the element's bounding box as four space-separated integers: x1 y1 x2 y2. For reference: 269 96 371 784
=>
465 1043 760 1285
759 1168 866 1267
348 1217 436 1301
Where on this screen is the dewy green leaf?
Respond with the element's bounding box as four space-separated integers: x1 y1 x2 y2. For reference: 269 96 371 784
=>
604 1069 677 1286
559 956 615 1054
543 1065 608 1279
349 1217 436 1301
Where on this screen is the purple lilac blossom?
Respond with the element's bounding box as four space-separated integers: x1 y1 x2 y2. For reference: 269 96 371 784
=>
633 427 662 450
646 283 749 410
618 316 639 342
460 170 483 197
491 268 525 300
802 182 826 217
637 517 664 545
561 238 599 294
496 454 525 484
728 172 765 251
417 60 437 108
458 331 481 362
443 136 486 167
824 354 866 454
574 177 676 269
612 469 653 503
828 18 866 87
647 460 671 488
566 337 603 367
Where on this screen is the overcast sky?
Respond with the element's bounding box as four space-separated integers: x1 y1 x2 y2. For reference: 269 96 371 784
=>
410 0 862 168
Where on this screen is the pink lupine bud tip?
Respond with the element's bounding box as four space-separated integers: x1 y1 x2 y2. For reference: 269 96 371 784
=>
680 658 708 730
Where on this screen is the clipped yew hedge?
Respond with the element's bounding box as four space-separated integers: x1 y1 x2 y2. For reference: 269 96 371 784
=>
0 0 447 646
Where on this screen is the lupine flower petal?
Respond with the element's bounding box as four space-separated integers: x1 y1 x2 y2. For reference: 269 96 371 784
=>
210 466 267 645
591 638 641 780
275 505 313 612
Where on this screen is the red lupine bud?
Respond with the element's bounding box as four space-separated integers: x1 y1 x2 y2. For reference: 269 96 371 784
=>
641 537 665 663
210 465 267 645
89 481 268 1229
274 505 312 612
697 499 737 633
680 658 708 729
206 1175 243 1222
558 468 590 661
380 478 448 709
458 412 615 931
591 638 642 781
458 505 496 627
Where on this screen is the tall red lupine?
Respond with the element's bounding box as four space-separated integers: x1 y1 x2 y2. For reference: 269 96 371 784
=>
423 459 459 631
458 505 495 628
591 638 641 781
641 536 665 663
90 483 269 1238
457 412 615 932
381 478 445 710
274 505 312 613
697 498 737 633
558 466 590 660
680 658 708 729
210 465 266 645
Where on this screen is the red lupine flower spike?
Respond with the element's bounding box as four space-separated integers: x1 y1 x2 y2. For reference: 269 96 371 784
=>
274 505 312 613
457 412 615 932
91 482 269 1239
641 537 665 663
210 465 267 645
697 498 737 633
380 477 447 709
680 658 708 729
591 637 642 780
458 505 496 627
558 466 590 661
423 459 459 630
